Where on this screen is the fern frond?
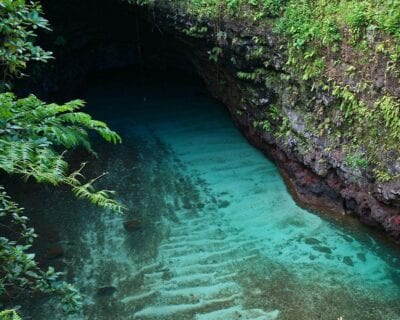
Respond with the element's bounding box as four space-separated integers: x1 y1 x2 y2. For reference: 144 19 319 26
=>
71 181 124 213
0 92 123 213
96 127 122 144
0 309 22 320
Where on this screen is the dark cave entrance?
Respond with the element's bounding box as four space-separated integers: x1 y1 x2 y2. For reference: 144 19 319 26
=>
16 0 198 100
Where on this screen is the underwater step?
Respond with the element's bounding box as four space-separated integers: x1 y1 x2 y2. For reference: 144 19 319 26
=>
195 306 280 320
121 291 157 304
133 294 241 319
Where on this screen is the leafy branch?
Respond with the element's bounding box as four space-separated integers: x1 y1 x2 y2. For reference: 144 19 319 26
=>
0 187 82 314
0 93 124 213
0 0 53 89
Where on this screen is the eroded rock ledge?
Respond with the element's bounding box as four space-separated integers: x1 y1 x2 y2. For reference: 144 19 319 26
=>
141 3 400 242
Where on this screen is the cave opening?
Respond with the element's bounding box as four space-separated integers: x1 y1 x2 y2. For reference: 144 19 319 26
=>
16 0 198 100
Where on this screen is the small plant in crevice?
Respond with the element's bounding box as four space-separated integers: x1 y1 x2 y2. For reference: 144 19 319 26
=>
0 309 22 320
237 68 267 82
182 25 208 38
345 153 369 171
253 119 272 132
373 168 397 182
209 47 223 63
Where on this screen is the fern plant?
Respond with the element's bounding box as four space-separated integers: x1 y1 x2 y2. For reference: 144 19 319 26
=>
0 309 22 320
0 0 125 317
0 93 124 212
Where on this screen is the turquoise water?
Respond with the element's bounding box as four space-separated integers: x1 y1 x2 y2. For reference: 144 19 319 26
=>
23 73 400 319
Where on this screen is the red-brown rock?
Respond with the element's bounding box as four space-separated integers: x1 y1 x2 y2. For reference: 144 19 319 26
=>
47 245 64 259
123 219 141 232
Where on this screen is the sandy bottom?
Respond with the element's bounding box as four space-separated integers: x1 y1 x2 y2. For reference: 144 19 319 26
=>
20 73 400 319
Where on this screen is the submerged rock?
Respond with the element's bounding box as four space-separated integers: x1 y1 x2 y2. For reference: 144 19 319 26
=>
342 256 354 267
304 237 321 245
46 245 64 259
357 252 366 262
218 200 230 208
196 202 205 209
313 245 332 254
97 286 117 297
123 219 141 232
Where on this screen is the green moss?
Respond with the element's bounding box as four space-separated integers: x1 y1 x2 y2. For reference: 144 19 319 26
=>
345 153 369 170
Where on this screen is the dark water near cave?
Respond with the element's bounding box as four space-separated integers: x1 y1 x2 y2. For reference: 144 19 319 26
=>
21 72 400 319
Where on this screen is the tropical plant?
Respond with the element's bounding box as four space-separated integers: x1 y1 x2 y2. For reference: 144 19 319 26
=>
0 93 123 212
0 309 22 320
0 0 52 89
0 187 82 313
0 0 123 316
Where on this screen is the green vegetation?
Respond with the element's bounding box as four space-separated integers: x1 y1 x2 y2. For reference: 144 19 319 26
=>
345 153 369 171
183 25 208 38
0 0 52 90
0 188 81 314
0 309 22 320
209 47 223 63
1 0 122 317
0 93 122 212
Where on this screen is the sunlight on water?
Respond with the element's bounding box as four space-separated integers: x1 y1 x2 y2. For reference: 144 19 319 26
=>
23 72 400 319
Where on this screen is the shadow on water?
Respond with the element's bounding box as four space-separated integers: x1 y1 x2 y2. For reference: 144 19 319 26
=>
5 69 400 320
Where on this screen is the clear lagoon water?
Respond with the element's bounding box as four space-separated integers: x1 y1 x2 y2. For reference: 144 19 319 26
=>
21 72 400 319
